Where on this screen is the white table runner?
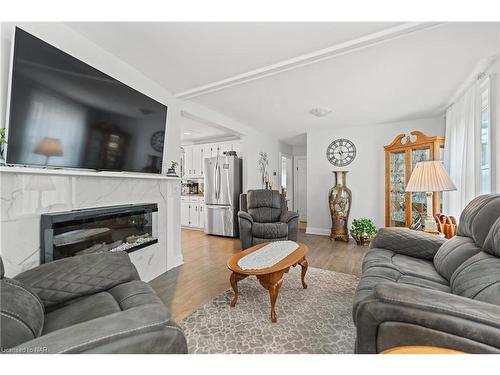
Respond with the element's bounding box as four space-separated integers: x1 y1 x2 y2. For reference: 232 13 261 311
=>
237 241 299 270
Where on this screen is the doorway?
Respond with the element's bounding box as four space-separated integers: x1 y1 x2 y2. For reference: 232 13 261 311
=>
294 156 307 222
279 152 294 210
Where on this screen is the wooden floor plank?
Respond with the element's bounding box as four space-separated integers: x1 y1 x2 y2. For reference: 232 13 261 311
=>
150 227 368 321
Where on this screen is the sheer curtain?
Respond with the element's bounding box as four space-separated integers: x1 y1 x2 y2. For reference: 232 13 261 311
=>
443 82 480 219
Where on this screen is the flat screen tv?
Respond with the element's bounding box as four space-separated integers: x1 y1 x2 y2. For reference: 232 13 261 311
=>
6 27 167 174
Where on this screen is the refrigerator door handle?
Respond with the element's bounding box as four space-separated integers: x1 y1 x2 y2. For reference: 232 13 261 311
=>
214 157 219 200
217 160 222 200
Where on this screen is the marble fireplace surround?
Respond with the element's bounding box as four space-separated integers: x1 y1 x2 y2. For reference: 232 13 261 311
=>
0 166 182 281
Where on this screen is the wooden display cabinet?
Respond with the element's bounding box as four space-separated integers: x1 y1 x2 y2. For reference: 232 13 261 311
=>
384 131 445 228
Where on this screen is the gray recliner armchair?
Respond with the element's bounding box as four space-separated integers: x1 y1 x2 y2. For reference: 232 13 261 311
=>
238 189 299 249
0 251 187 354
353 194 500 353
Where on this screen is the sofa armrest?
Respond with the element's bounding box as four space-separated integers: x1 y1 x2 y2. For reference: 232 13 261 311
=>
238 211 254 223
238 211 253 249
355 283 500 353
280 211 299 223
10 304 187 353
370 228 446 260
14 252 140 310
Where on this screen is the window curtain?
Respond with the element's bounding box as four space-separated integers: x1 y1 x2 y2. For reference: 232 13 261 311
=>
443 82 480 219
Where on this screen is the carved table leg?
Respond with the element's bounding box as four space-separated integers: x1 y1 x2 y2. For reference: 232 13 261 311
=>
257 271 285 323
299 257 308 289
268 279 283 323
230 272 246 307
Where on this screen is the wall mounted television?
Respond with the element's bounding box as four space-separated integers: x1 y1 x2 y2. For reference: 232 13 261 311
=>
5 27 167 174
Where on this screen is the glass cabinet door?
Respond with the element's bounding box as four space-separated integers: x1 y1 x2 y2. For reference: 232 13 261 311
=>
410 147 431 226
390 151 406 227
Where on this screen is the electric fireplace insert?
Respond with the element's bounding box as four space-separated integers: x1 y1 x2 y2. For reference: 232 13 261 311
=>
40 203 158 263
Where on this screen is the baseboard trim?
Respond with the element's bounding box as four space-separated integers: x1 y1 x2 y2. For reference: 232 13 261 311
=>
167 254 184 271
305 227 330 236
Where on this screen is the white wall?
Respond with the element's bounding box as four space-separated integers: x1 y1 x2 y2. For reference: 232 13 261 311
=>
306 117 445 235
292 143 307 157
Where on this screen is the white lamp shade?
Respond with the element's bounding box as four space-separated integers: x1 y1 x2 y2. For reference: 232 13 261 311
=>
406 161 457 192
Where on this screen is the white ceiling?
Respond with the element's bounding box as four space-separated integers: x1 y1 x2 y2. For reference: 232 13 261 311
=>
179 113 238 144
66 22 500 145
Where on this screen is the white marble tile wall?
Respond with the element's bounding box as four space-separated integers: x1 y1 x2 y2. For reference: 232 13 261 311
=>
0 170 182 281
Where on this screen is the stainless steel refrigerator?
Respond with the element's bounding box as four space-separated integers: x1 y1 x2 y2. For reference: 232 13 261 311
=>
204 154 242 237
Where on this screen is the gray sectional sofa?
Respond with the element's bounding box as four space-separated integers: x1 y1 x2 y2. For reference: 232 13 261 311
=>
353 194 500 353
0 251 187 353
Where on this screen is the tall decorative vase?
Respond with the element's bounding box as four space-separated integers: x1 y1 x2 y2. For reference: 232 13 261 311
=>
329 171 352 242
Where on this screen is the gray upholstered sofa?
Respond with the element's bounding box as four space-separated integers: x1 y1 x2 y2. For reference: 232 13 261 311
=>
353 194 500 353
0 251 187 354
238 189 299 249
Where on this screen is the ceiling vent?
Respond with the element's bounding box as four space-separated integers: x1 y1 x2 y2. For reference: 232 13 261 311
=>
309 107 332 118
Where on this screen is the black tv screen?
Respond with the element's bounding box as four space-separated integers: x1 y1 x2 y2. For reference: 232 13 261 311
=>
6 28 167 174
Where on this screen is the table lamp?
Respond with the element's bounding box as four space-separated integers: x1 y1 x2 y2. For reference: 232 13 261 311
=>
405 160 456 232
33 137 63 165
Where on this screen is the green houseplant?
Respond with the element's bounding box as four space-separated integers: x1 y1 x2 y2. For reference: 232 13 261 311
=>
350 218 377 246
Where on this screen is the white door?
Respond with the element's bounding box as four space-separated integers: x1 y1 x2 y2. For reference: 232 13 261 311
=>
279 153 294 210
294 157 307 221
181 201 190 226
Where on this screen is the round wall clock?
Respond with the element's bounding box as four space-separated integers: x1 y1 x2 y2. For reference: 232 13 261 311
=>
326 138 357 167
150 131 165 152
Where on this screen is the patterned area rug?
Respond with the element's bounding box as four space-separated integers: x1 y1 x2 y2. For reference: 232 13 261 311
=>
180 267 359 354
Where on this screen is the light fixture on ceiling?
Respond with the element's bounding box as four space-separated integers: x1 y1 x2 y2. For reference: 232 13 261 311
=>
309 107 333 118
183 132 191 135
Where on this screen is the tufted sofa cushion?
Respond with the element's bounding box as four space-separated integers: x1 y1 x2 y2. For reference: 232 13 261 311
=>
450 251 500 306
252 221 288 239
449 217 500 306
14 252 139 310
42 280 163 334
483 217 500 257
1 274 45 349
457 194 500 247
433 236 482 281
247 190 282 223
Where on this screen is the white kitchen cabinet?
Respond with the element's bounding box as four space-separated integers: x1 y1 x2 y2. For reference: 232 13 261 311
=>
199 200 205 228
181 200 190 226
183 146 193 177
219 142 232 155
192 145 202 177
191 203 200 227
182 140 242 178
181 196 205 229
201 144 212 176
232 142 241 156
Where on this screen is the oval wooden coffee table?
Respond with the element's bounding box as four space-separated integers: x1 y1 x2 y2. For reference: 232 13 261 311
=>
227 242 308 323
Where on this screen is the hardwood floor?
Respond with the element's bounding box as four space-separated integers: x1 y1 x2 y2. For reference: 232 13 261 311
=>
150 226 368 321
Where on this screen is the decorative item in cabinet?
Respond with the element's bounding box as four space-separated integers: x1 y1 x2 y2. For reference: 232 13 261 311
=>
384 131 445 228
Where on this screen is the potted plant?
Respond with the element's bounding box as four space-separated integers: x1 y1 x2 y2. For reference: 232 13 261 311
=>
166 160 179 177
0 128 7 166
350 218 377 246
